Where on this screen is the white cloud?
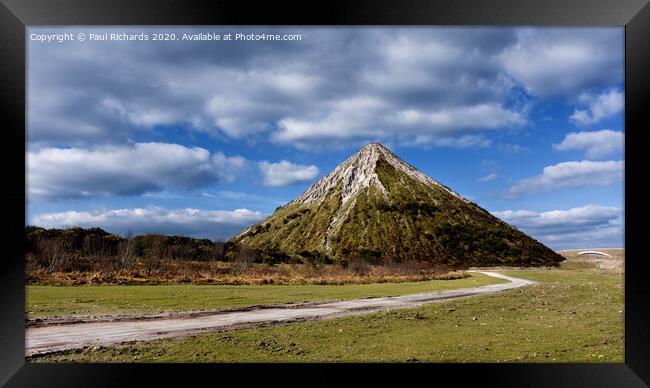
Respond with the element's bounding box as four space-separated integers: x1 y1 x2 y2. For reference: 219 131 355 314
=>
389 103 526 130
478 173 498 182
28 142 247 200
100 98 179 128
28 28 534 150
30 206 266 240
492 204 623 249
402 134 492 149
28 27 622 150
569 89 624 127
507 160 623 196
212 152 247 176
259 160 319 187
271 101 525 148
499 29 623 97
205 93 286 137
270 96 387 145
553 129 624 159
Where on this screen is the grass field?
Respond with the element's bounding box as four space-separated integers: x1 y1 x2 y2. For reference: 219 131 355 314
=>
35 269 623 362
26 271 503 319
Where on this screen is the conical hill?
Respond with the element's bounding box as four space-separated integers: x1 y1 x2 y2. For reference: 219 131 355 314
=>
230 143 564 267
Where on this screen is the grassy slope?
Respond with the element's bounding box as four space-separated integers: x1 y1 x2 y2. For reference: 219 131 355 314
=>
37 270 623 363
231 180 347 256
26 272 504 318
233 155 564 266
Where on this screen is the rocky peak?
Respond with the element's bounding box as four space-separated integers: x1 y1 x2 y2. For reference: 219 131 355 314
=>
290 142 468 206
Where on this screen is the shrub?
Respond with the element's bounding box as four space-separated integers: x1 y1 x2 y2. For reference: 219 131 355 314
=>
116 238 137 270
348 258 370 276
35 237 68 273
259 248 292 265
231 246 256 275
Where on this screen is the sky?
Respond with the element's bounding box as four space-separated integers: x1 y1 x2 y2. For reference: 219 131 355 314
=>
26 27 625 250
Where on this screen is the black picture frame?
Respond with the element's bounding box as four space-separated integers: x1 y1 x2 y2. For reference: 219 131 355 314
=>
1 0 648 386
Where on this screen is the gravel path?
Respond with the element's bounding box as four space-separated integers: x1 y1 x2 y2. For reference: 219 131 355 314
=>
26 271 534 356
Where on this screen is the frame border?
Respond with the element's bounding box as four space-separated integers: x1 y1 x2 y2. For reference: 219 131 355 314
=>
1 0 648 386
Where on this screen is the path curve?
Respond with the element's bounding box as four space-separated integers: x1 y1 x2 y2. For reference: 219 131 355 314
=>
26 271 534 356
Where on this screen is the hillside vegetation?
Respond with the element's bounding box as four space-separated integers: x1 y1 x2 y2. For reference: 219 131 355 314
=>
233 147 564 268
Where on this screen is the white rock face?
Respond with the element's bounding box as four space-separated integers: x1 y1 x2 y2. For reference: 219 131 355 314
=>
290 143 469 206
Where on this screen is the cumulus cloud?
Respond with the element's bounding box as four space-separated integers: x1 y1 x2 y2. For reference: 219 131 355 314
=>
390 104 526 129
259 160 319 187
28 27 314 146
499 28 623 97
553 129 624 159
27 142 247 200
27 27 544 150
492 204 623 249
30 206 266 240
272 102 523 148
28 27 623 150
507 160 623 196
569 89 624 127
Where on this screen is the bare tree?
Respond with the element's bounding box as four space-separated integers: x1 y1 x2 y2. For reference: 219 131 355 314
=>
142 235 166 275
231 245 256 275
36 237 68 273
82 234 103 257
116 238 136 270
208 241 225 274
211 241 225 261
143 253 160 276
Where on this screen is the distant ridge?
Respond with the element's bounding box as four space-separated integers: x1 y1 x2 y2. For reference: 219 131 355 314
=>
231 143 564 267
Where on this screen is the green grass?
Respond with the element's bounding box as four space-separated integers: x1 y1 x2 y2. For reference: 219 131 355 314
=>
26 272 504 319
36 270 623 363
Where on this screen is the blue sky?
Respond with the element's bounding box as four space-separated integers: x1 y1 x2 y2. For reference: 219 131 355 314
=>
26 27 624 249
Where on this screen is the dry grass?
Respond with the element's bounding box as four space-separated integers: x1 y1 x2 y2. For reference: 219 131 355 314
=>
26 259 468 286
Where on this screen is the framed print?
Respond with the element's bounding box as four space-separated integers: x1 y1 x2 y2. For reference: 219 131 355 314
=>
1 0 648 386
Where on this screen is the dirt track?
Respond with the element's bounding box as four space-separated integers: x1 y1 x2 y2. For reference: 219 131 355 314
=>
26 271 534 357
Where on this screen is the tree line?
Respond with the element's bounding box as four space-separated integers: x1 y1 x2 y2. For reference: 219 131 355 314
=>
24 226 338 274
